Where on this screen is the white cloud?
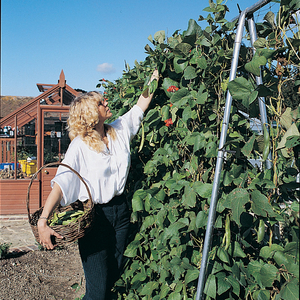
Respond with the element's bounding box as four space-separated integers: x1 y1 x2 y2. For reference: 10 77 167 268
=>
96 62 116 74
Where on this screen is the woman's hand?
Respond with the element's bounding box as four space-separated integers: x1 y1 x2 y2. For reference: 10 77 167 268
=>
149 68 159 84
37 219 64 250
37 182 64 249
137 69 159 112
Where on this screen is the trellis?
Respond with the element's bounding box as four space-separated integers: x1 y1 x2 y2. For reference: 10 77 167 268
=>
196 0 274 298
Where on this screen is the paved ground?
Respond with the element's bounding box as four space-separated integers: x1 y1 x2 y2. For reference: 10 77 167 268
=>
0 215 39 252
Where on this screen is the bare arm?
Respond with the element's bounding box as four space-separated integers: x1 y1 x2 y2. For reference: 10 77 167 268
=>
137 69 159 112
37 182 64 249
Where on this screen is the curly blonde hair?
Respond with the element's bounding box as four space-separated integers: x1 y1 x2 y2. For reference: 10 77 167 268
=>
67 91 116 153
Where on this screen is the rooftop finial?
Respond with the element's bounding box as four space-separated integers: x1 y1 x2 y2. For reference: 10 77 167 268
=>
58 70 66 87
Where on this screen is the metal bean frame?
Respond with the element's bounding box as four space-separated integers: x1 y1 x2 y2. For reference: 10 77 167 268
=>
196 0 273 298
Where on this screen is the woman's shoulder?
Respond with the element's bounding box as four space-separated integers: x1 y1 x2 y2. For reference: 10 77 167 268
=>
70 136 84 146
67 136 87 153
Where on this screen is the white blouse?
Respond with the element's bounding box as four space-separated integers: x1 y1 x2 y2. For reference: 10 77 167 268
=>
51 105 144 206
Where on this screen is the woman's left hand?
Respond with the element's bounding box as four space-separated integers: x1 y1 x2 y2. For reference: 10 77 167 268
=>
137 69 159 112
149 69 159 84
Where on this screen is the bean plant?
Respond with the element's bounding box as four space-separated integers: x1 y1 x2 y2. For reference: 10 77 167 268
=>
98 0 299 299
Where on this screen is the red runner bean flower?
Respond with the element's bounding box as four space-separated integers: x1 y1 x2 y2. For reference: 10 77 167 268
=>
167 86 179 92
164 118 173 127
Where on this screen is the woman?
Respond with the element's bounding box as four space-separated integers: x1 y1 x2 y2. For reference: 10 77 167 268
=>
37 69 159 299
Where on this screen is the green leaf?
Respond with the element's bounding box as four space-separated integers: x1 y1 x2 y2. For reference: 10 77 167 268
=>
204 274 217 299
245 54 267 76
182 185 197 208
260 264 279 287
260 246 273 259
160 283 170 298
248 260 263 285
150 197 163 210
286 262 299 279
205 141 217 158
291 38 300 48
280 107 293 130
227 77 258 108
124 240 140 257
216 273 231 295
193 182 213 199
154 30 165 44
276 123 300 151
196 91 208 104
257 48 276 60
193 134 206 153
197 56 208 69
257 290 270 300
174 43 192 56
253 37 267 48
170 88 190 107
273 251 289 267
280 278 299 300
251 190 276 217
140 281 159 296
212 262 224 275
196 210 208 228
184 18 202 39
232 241 246 258
185 269 199 284
217 247 230 264
264 11 276 28
161 105 170 121
227 274 240 296
132 189 146 212
241 134 256 156
166 221 186 237
149 78 158 94
286 135 300 149
174 57 188 73
184 66 197 80
182 106 195 122
168 292 181 300
162 77 179 97
144 109 160 124
132 272 147 283
224 188 249 226
154 189 166 202
228 77 253 100
271 244 284 252
284 242 299 256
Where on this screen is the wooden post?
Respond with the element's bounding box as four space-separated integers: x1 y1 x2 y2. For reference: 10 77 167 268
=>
14 115 17 180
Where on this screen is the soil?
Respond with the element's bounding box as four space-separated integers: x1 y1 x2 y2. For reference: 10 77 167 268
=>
0 243 86 300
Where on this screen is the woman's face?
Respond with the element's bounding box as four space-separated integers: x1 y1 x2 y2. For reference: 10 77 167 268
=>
97 98 112 122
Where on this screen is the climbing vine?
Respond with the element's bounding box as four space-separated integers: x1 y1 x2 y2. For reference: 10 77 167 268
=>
98 0 299 299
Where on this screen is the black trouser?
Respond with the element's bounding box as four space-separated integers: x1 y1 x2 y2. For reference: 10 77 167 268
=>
78 194 130 300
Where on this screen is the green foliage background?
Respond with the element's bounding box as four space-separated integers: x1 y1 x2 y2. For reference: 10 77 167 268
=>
98 0 300 299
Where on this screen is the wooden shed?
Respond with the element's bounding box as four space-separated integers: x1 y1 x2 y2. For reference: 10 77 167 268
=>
0 71 79 215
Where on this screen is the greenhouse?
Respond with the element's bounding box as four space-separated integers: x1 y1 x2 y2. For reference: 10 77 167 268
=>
0 70 79 215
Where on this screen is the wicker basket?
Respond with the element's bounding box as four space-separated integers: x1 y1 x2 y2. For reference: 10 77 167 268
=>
27 162 95 246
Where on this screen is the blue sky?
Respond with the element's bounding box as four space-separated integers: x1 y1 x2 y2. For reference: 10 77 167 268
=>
1 0 278 97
